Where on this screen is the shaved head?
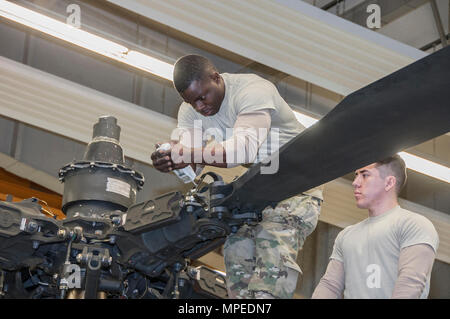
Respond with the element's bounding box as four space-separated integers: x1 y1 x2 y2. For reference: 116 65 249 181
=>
375 155 407 195
173 55 218 93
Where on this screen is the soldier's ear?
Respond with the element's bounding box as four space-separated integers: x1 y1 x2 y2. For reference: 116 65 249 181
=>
385 175 396 192
210 72 220 83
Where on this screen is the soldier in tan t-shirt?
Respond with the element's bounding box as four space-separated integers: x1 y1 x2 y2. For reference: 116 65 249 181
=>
312 155 439 299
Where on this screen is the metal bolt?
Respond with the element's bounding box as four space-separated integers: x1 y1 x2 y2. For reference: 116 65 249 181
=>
28 221 38 232
57 229 67 239
101 256 112 267
111 216 121 225
188 268 200 280
174 263 183 272
190 269 198 276
73 226 83 240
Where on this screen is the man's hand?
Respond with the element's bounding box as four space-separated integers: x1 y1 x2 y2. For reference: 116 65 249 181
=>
151 142 191 173
151 142 173 172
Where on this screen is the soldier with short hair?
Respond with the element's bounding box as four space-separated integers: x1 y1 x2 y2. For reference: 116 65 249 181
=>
312 155 439 299
151 54 323 299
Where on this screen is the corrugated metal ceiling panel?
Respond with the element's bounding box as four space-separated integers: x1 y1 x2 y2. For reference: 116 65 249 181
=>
107 0 427 95
0 56 177 164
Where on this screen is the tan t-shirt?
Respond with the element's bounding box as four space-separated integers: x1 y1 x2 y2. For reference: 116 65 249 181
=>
330 205 439 298
177 73 323 199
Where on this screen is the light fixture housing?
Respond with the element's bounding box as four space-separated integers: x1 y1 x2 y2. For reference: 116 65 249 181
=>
0 0 173 81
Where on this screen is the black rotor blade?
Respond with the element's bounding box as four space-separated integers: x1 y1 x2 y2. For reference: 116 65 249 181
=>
221 46 450 211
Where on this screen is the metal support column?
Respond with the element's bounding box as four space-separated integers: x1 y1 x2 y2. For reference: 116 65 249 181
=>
430 0 448 47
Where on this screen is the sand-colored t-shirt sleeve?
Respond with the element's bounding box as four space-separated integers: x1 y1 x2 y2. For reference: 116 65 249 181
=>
232 81 278 115
398 214 439 253
220 110 271 167
312 259 345 299
392 244 436 299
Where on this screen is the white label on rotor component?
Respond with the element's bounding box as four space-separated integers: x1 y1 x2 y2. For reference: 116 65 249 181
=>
20 218 26 231
106 178 131 198
121 213 127 226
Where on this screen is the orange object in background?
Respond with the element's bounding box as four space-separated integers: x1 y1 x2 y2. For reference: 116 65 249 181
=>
0 168 65 220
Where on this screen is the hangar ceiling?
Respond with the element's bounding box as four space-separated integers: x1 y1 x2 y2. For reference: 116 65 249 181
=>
106 0 426 96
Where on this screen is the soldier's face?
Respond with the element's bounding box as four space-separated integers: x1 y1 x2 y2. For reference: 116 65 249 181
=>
352 163 386 209
181 73 224 117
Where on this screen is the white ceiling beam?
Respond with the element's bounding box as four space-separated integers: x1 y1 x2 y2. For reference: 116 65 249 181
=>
107 0 426 96
0 56 177 166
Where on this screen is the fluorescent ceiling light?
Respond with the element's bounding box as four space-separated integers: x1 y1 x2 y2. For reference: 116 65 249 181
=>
0 0 173 81
293 111 449 183
124 51 173 81
0 1 127 58
399 152 450 184
1 1 447 183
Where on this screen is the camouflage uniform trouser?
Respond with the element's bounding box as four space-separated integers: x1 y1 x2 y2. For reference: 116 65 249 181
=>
223 194 322 299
